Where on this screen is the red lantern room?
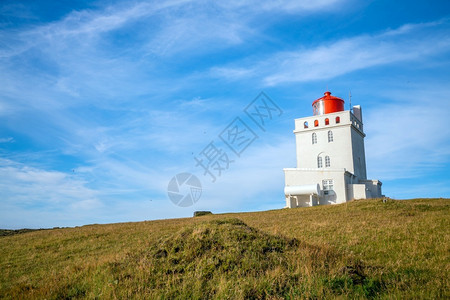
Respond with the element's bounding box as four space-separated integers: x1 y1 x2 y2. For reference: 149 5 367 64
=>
312 91 345 115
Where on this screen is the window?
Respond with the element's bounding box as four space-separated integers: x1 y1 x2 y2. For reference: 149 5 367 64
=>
328 130 333 142
314 120 319 127
312 133 317 144
325 118 329 125
304 121 308 129
317 156 323 168
336 116 340 124
325 156 330 167
323 179 334 195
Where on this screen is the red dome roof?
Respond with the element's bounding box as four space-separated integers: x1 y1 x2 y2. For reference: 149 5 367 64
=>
312 91 345 115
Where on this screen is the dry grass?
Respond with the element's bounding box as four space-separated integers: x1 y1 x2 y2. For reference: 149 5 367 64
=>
0 198 448 299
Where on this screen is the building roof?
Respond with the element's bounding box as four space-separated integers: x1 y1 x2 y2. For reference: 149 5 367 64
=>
312 91 344 106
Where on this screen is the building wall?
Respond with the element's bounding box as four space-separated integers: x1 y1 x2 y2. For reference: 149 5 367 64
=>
294 110 366 179
360 180 383 198
284 168 348 206
350 123 367 180
349 184 367 199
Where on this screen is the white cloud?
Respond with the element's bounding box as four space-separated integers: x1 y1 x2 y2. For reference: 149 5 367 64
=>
0 0 352 118
211 19 450 85
218 0 345 13
364 87 450 181
0 157 173 227
1 0 349 62
0 137 14 143
70 198 102 210
0 158 99 205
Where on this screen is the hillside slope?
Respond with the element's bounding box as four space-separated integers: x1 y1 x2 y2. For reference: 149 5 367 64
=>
0 198 448 299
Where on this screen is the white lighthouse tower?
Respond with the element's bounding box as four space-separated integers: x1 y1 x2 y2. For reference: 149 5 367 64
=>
283 91 382 208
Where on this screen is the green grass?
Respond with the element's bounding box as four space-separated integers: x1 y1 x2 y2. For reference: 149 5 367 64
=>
0 198 449 299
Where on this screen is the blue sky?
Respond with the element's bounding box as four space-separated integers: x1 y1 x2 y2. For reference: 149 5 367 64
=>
1 0 449 228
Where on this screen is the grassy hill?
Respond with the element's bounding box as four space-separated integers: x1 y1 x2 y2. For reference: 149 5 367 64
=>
0 198 448 299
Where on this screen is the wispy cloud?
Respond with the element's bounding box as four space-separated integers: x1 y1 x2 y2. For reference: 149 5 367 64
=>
0 137 14 143
211 19 450 85
0 0 351 116
217 0 346 13
0 158 99 206
365 86 450 181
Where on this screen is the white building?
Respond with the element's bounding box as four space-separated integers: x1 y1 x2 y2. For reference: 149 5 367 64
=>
283 91 382 208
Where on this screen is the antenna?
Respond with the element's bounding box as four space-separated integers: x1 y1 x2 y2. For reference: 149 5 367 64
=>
349 90 352 111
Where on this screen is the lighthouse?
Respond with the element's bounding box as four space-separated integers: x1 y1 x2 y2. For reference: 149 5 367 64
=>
283 91 382 208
